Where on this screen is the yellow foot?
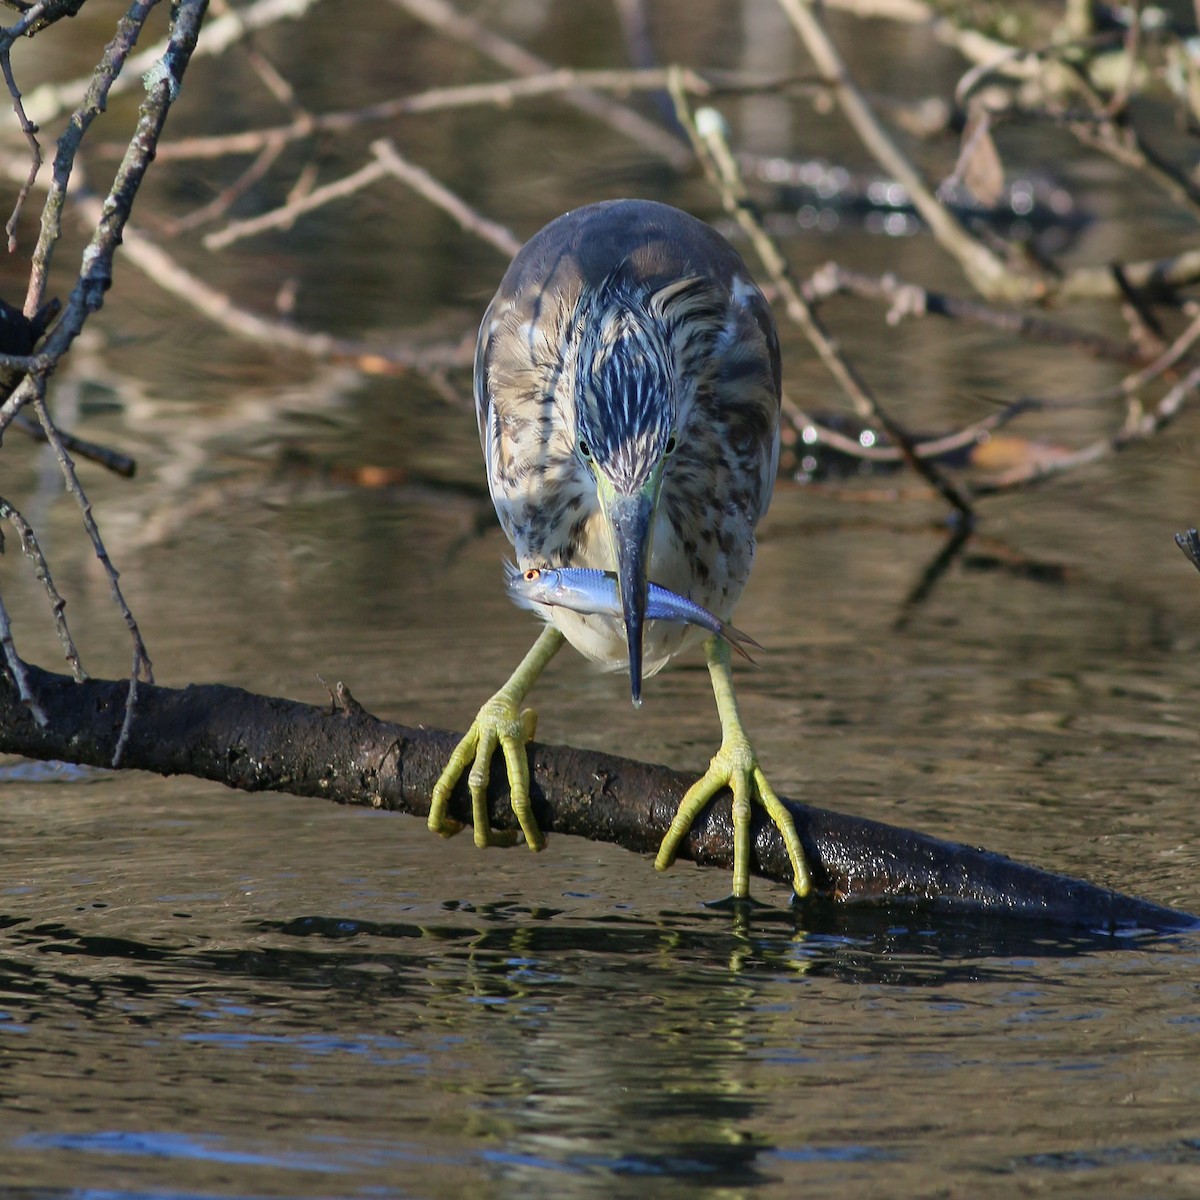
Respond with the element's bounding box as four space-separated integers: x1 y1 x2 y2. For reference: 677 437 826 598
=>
427 625 563 851
428 693 542 849
654 636 812 900
654 732 811 899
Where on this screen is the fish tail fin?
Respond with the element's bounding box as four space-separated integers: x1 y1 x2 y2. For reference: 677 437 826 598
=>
720 620 762 665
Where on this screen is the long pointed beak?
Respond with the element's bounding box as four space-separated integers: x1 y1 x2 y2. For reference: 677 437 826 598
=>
605 489 655 706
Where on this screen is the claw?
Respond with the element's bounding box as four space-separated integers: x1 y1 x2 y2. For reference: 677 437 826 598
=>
428 626 563 852
429 696 545 850
655 637 812 900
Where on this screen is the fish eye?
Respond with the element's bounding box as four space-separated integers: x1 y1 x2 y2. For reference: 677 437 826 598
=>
578 439 592 460
523 569 540 581
664 435 677 455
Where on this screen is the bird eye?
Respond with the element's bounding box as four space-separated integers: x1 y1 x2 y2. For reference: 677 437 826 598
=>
578 439 592 460
664 435 677 455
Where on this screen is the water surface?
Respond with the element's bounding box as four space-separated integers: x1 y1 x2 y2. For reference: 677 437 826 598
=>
2 2 1200 1196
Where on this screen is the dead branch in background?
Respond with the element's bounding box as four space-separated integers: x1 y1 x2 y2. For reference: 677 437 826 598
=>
668 74 976 523
0 0 210 760
90 0 1200 506
1 0 1200 781
387 0 692 168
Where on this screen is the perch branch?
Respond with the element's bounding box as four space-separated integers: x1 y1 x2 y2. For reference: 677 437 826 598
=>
0 661 1192 931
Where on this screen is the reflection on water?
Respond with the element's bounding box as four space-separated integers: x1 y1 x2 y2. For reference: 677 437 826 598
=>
2 812 1199 1199
3 0 1200 1196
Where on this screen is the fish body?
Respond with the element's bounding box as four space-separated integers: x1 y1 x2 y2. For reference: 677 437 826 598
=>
505 562 761 663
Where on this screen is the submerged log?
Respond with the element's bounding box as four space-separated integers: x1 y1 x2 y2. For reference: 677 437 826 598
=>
0 661 1194 932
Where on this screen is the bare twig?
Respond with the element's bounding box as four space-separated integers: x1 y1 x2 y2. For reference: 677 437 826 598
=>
0 494 84 680
776 0 1030 302
803 263 1152 366
32 391 152 759
10 411 137 476
368 139 522 258
24 0 161 321
146 67 749 163
971 361 1200 495
0 593 47 726
64 189 473 373
200 137 523 258
161 132 289 234
209 0 306 115
1 47 41 251
786 397 1037 469
669 77 974 521
203 157 391 250
387 0 692 168
21 0 319 128
1067 115 1200 220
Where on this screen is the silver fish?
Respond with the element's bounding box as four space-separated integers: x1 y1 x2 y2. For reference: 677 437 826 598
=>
504 562 761 662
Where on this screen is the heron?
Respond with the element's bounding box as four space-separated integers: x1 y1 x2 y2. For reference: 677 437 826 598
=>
427 198 811 900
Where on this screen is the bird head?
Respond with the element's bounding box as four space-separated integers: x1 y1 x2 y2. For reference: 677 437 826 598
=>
573 300 678 706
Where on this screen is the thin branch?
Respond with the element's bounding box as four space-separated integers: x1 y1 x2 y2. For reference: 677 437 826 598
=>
823 0 1073 91
391 0 691 164
147 66 729 163
32 391 152 760
970 361 1200 495
209 0 306 115
63 191 474 373
203 157 391 250
803 263 1152 366
1067 115 1200 220
368 139 522 258
10 411 137 476
163 131 290 234
21 0 319 128
25 0 162 320
199 135 524 261
669 76 974 521
1 47 40 252
775 0 1031 301
0 595 47 726
0 0 88 40
388 0 691 168
0 494 84 680
785 397 1037 470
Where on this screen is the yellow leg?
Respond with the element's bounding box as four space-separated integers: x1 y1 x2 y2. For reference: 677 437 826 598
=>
429 625 565 850
655 636 811 899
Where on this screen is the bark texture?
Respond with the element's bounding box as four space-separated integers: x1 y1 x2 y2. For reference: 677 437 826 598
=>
1 661 1193 932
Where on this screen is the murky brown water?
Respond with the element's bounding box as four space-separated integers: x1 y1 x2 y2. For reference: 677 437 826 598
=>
2 2 1200 1196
